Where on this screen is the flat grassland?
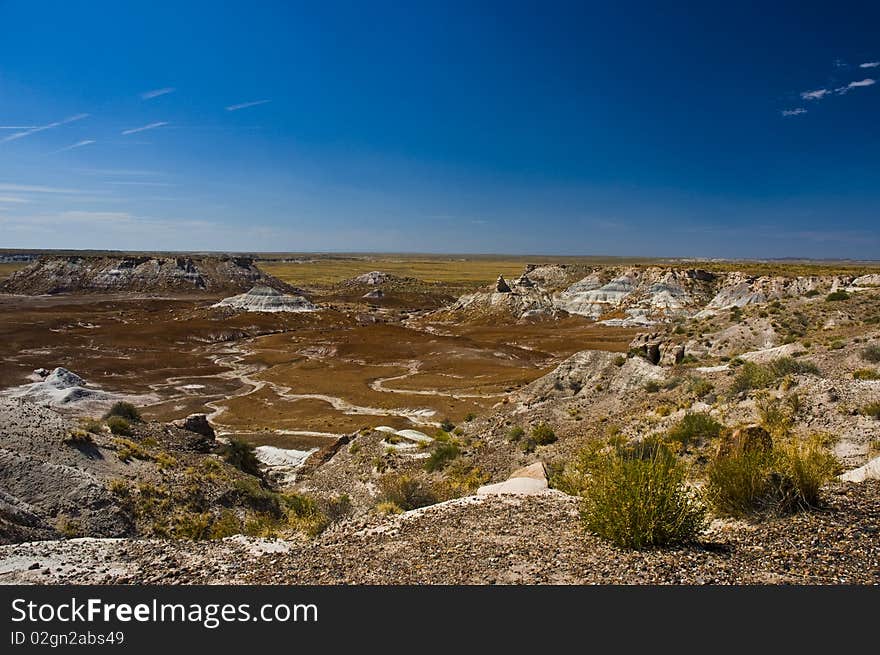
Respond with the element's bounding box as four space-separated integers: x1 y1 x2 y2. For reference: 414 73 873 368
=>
0 262 27 281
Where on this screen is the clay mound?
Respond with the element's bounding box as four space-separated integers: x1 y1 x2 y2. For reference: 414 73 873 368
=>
4 367 117 407
0 255 293 296
213 285 317 313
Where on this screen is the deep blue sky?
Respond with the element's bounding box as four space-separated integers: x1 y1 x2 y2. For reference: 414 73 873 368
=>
1 1 878 258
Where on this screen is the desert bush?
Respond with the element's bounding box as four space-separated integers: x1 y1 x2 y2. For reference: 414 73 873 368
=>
706 436 839 517
445 459 490 492
106 416 133 436
756 394 794 439
853 369 880 380
825 290 850 301
506 426 525 442
731 357 820 395
667 412 722 447
644 380 661 393
439 418 455 432
377 473 439 511
464 412 477 422
103 401 142 423
62 428 94 446
531 423 557 445
612 355 626 367
861 402 880 419
579 447 707 549
688 377 714 398
376 501 403 515
220 438 262 477
861 345 880 363
81 418 104 434
424 440 460 472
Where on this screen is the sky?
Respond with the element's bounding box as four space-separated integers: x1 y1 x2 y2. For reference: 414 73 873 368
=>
1 1 878 258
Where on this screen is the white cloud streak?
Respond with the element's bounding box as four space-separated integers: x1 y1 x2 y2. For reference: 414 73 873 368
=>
800 88 830 100
0 196 29 203
140 87 175 99
0 183 84 194
781 108 807 116
121 121 169 135
859 61 879 68
225 99 271 111
835 78 876 94
0 114 89 143
54 139 96 153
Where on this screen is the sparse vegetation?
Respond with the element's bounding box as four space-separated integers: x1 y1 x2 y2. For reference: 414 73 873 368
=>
62 428 94 446
825 290 850 302
861 401 880 419
103 401 142 423
220 438 262 477
425 440 461 472
706 436 839 517
376 473 439 511
439 418 456 432
106 416 133 436
667 412 722 447
578 445 707 549
731 357 821 395
852 369 880 381
861 344 880 363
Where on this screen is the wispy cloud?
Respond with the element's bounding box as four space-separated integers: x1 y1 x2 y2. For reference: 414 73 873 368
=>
140 87 175 100
54 139 96 153
835 78 876 94
0 126 38 130
107 181 176 187
859 61 880 68
0 196 29 203
800 88 831 101
0 113 89 143
74 167 163 177
0 183 83 194
121 121 168 135
781 108 807 116
225 99 271 111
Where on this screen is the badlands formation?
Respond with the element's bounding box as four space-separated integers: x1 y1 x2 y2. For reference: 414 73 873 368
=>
0 255 879 584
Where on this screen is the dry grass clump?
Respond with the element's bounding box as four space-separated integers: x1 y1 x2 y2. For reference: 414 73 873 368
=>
376 473 441 512
706 435 839 517
103 401 142 423
667 412 722 448
578 445 707 549
731 357 820 395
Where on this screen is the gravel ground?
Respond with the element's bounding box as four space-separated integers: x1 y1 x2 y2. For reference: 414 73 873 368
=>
2 482 878 585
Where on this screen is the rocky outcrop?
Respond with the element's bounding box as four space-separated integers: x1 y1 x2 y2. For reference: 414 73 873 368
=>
349 271 393 286
213 286 316 312
495 275 512 293
171 414 215 441
1 255 291 296
363 289 384 300
839 456 880 483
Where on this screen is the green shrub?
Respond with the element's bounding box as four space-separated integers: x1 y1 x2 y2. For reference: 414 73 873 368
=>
439 418 456 432
688 377 714 398
106 416 133 436
644 380 661 393
667 412 722 447
506 426 525 442
861 402 880 419
424 441 460 472
62 428 95 446
220 438 262 477
612 355 626 367
731 357 820 394
531 423 557 445
463 412 477 422
377 473 438 511
579 448 707 549
861 345 880 363
81 418 104 434
103 401 142 423
853 369 880 381
706 436 838 517
825 290 850 301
